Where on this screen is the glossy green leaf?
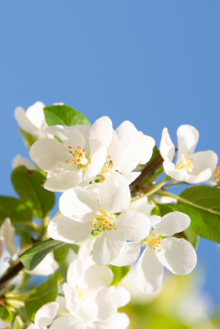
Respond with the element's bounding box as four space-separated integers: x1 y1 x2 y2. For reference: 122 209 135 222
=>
0 196 35 234
44 105 91 127
18 129 38 149
19 239 64 270
11 167 55 219
177 186 220 242
108 265 131 285
151 203 177 216
0 306 13 322
54 244 69 263
25 273 63 321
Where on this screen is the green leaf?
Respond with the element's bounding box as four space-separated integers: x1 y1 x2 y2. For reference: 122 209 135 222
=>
11 167 55 219
0 306 14 322
18 129 38 149
54 244 69 263
151 203 177 216
25 273 63 321
19 239 64 271
108 265 131 285
177 186 220 242
44 105 91 127
67 243 80 255
0 197 35 234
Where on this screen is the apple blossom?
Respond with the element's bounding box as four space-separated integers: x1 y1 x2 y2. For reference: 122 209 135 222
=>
116 120 155 164
96 130 142 184
63 259 113 322
15 101 50 140
26 302 86 329
48 175 151 265
112 211 197 294
30 116 113 191
160 125 218 184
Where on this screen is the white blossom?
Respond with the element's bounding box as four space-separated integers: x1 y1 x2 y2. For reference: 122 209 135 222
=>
30 117 113 191
86 312 130 329
0 218 17 258
112 212 197 294
116 120 155 164
63 259 113 322
26 302 86 329
12 155 35 171
48 175 151 265
15 101 50 139
160 125 218 184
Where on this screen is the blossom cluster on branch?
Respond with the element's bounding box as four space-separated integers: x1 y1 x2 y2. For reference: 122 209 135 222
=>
0 101 219 328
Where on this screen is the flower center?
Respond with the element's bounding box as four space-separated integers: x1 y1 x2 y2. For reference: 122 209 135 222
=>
213 167 220 184
175 153 193 172
141 229 161 254
76 287 89 301
99 155 114 178
92 211 115 233
65 146 90 170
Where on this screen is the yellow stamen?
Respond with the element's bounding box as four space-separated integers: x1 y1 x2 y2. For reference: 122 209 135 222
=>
175 153 193 172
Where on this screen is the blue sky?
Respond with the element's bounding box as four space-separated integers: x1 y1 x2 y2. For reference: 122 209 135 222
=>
0 1 219 307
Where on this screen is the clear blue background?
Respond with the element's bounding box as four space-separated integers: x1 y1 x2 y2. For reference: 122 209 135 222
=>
0 1 219 308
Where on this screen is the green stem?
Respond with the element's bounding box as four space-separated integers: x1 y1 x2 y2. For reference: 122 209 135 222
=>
6 302 32 324
163 182 189 188
131 176 171 202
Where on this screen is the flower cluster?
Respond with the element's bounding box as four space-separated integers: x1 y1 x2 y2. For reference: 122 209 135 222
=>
0 101 218 328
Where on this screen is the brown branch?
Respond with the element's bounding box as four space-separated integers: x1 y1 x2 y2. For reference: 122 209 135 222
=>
0 262 24 290
129 154 164 192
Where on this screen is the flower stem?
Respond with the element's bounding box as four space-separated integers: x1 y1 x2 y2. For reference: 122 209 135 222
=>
6 302 32 324
131 176 171 202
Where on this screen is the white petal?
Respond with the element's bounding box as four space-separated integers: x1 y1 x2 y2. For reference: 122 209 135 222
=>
115 210 150 241
27 325 37 329
63 283 80 314
138 133 155 164
45 170 83 192
26 101 46 130
50 316 86 329
163 161 189 182
78 238 95 261
28 252 58 276
93 313 130 329
130 196 155 217
110 241 141 266
93 231 126 266
116 121 137 140
157 237 197 275
149 215 161 226
0 218 17 257
84 148 107 182
159 128 175 162
99 175 130 214
135 249 164 294
111 137 140 172
35 302 59 329
96 291 117 322
12 155 35 170
89 116 113 154
45 126 85 149
15 106 38 134
48 215 93 243
85 265 113 292
55 296 67 313
177 125 199 157
111 287 131 308
30 139 72 172
0 318 11 329
84 183 101 199
186 150 218 184
155 212 190 237
76 297 98 322
120 171 141 185
67 259 85 288
59 188 99 222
